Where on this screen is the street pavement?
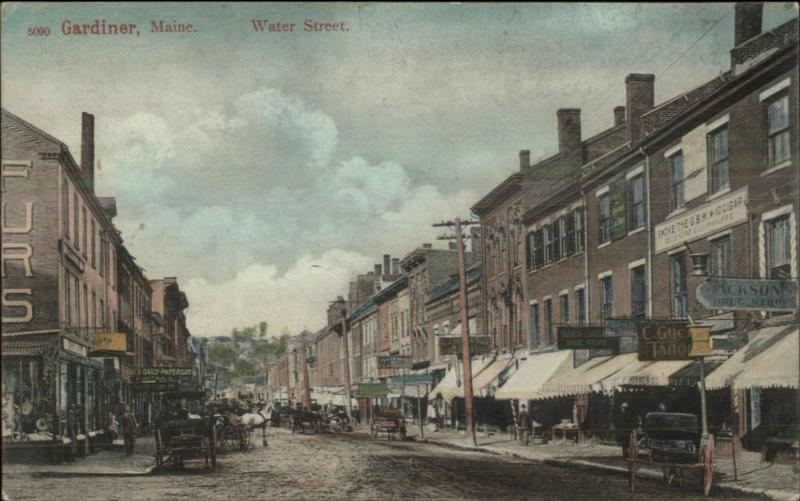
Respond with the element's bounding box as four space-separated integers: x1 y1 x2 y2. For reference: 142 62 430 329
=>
1 426 771 500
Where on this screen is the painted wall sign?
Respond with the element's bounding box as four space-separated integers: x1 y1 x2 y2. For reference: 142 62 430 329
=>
654 187 748 254
62 337 88 358
1 160 35 324
557 325 620 351
90 332 127 354
355 383 389 398
697 277 798 311
377 355 412 369
438 336 491 356
636 319 691 361
139 366 194 377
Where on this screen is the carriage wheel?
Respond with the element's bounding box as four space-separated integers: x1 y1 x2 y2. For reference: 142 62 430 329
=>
703 435 714 497
628 430 638 492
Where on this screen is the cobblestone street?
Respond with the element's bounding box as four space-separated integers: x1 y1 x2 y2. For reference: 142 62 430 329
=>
2 428 760 500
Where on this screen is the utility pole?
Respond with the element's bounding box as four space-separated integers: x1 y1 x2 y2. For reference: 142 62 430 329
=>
434 217 479 446
300 332 312 410
339 306 354 421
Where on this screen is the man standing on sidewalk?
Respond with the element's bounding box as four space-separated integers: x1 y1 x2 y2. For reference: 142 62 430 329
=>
614 402 637 458
518 404 531 446
122 406 138 456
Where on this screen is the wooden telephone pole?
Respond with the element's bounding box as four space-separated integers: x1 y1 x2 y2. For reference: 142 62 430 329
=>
434 217 479 446
300 332 312 410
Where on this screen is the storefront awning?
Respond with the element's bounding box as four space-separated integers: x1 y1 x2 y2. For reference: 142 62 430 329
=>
472 358 514 398
494 350 573 401
600 359 694 390
706 325 798 390
1 338 56 357
428 357 492 402
539 353 638 399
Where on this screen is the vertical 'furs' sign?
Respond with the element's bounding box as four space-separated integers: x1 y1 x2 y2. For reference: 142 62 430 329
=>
636 320 692 361
1 160 35 324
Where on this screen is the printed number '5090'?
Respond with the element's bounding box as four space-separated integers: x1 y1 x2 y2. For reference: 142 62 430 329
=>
28 27 51 36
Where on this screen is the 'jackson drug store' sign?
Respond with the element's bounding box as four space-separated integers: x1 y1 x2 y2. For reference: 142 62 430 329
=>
655 187 748 254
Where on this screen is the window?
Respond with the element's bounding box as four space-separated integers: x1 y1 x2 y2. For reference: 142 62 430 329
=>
544 299 553 344
708 126 729 193
669 152 685 211
552 219 562 260
559 294 569 324
574 208 585 252
575 289 586 325
543 225 553 265
598 194 611 243
82 207 87 257
91 220 96 268
766 215 791 279
766 93 790 167
65 270 72 327
600 276 613 319
671 253 688 318
62 180 69 239
530 303 540 348
630 265 647 318
83 285 88 329
628 174 646 229
564 212 575 256
73 193 79 247
533 229 543 268
74 277 80 328
709 236 731 277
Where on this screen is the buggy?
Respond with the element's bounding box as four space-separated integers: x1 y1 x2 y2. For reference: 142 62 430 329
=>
154 390 217 470
369 408 406 440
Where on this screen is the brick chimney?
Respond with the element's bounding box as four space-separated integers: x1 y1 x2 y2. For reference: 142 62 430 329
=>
557 108 582 169
391 257 400 275
519 149 530 170
625 74 655 143
374 264 382 276
734 2 763 46
614 106 626 126
81 112 95 193
383 254 391 276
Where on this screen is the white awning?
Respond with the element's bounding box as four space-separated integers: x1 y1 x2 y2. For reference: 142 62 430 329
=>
428 357 493 401
600 358 693 390
540 353 638 398
472 358 514 398
706 325 798 390
494 350 573 400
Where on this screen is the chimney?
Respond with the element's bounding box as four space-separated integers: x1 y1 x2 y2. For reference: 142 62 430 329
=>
614 106 626 126
734 3 763 46
81 112 95 193
374 264 382 276
556 108 582 169
625 74 655 142
391 258 400 275
519 149 530 170
383 254 391 276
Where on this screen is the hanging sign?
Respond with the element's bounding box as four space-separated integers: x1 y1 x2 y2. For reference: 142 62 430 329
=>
697 277 798 312
636 319 692 361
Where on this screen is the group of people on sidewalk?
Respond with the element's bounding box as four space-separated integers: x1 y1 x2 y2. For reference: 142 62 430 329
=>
108 405 139 456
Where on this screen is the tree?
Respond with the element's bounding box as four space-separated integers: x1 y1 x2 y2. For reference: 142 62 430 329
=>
259 321 268 339
208 344 237 367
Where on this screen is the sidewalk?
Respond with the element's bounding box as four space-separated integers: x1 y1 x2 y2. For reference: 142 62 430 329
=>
404 427 799 501
2 436 158 477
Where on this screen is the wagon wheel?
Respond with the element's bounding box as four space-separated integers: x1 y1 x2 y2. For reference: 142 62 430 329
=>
703 434 714 497
628 430 638 492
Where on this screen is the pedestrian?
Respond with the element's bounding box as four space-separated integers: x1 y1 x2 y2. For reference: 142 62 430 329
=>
518 404 531 446
122 406 138 456
614 402 637 459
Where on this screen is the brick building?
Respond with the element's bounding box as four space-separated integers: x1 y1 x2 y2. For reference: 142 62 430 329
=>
2 109 121 454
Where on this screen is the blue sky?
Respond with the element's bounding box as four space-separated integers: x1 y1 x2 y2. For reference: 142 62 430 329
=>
2 2 797 337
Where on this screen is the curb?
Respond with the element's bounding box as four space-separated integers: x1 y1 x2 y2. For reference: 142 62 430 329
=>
30 463 158 478
411 435 798 501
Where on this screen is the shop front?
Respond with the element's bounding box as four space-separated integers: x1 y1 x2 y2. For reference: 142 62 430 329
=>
2 333 108 463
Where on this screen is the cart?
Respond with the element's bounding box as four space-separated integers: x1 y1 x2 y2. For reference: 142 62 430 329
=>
289 409 322 434
369 408 406 440
154 390 217 470
627 412 713 496
218 413 251 452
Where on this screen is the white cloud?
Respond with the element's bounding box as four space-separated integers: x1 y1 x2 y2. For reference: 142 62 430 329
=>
183 250 373 336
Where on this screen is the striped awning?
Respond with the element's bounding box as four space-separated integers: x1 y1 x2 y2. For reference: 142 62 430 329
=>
1 338 55 357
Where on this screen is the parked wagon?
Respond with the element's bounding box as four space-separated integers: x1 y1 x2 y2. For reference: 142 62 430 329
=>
289 408 322 434
154 391 217 470
369 408 406 441
627 412 714 496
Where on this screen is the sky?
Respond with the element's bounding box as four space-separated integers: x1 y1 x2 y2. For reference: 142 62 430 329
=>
2 2 797 337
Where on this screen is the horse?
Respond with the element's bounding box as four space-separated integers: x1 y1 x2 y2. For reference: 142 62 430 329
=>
238 402 271 446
